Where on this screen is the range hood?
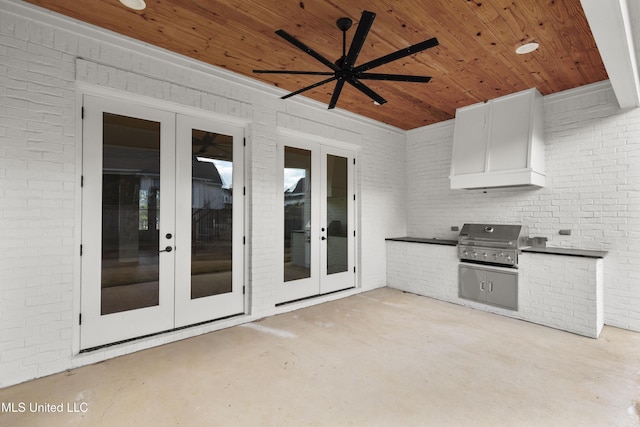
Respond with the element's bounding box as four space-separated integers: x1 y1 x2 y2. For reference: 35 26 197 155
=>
449 88 545 190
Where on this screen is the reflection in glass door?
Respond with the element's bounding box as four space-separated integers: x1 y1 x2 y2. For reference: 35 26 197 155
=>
100 113 161 315
320 146 355 294
174 115 244 327
325 154 349 275
284 147 312 282
190 131 233 299
278 138 355 303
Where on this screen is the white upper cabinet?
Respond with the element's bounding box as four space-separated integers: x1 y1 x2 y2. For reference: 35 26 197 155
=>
450 88 545 189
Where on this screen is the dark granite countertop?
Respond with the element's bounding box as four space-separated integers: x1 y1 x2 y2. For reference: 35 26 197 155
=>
385 237 457 246
386 237 607 258
522 247 607 259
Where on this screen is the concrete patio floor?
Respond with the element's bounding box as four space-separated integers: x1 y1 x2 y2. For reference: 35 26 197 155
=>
1 287 639 426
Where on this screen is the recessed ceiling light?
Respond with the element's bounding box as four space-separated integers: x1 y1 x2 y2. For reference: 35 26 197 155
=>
119 0 146 10
373 101 381 106
516 42 539 55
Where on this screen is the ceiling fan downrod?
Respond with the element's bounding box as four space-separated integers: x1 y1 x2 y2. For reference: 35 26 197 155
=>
335 17 353 68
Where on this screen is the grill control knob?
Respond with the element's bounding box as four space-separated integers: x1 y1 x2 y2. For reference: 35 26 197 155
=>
482 253 487 259
462 250 468 256
506 255 513 263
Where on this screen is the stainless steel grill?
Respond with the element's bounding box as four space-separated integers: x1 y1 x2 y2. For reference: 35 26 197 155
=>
457 223 529 267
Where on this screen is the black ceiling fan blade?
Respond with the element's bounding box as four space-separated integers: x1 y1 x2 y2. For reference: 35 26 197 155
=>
253 70 335 76
358 73 432 83
343 11 376 70
354 37 439 74
281 76 337 100
275 29 340 72
347 79 387 105
328 79 347 109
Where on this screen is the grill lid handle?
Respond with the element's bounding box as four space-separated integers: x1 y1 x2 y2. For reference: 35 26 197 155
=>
484 226 494 233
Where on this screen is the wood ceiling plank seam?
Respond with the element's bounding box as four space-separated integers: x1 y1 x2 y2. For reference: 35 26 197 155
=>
365 0 496 109
458 0 567 94
343 80 452 126
511 0 605 86
411 0 524 104
521 0 607 84
478 0 601 94
449 0 551 93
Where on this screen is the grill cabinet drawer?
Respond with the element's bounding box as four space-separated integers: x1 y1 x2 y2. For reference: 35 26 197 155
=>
459 264 518 310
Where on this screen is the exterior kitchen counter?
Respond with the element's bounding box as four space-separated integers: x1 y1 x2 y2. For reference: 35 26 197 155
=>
386 239 604 338
386 237 457 246
522 246 607 258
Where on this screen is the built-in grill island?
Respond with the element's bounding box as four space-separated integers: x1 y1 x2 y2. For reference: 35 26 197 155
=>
457 224 529 310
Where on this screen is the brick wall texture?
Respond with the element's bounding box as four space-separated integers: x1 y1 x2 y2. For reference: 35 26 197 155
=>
386 241 603 338
1 0 639 388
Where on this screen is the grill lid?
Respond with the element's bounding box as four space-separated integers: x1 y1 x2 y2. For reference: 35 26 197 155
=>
458 223 529 248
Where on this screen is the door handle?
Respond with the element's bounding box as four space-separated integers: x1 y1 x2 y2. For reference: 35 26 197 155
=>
321 236 326 241
489 281 493 292
159 246 173 253
480 280 485 291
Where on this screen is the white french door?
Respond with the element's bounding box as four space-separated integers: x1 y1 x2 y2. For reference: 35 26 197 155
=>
80 94 244 349
278 137 356 303
174 115 244 327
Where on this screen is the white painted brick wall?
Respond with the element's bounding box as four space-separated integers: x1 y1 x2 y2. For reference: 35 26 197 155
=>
387 241 603 338
405 83 640 333
0 1 406 387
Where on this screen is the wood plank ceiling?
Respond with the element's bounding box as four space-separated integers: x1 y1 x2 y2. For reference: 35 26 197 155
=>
24 0 607 130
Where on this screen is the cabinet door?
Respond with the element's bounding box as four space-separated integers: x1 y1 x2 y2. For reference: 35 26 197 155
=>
486 270 518 310
459 265 486 302
451 103 488 175
487 91 531 172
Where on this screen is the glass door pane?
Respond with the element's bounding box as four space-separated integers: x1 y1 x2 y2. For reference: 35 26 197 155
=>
284 147 312 282
320 146 355 294
174 115 244 328
325 154 349 275
101 113 161 315
190 130 233 299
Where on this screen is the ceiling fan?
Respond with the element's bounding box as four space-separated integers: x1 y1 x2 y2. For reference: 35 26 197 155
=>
253 10 439 109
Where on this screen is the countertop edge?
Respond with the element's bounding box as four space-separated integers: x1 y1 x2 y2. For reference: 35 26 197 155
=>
385 237 457 246
522 247 607 259
386 237 607 258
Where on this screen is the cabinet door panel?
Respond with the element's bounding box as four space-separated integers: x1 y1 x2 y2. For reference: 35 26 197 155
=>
488 91 530 172
486 270 518 310
451 104 488 175
459 265 486 302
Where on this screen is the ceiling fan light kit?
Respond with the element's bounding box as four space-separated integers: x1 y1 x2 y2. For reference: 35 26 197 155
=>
254 10 439 109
